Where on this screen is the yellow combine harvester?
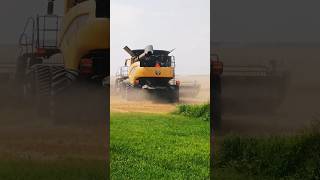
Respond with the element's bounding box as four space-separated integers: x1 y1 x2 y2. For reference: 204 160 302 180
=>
15 0 109 121
115 45 180 102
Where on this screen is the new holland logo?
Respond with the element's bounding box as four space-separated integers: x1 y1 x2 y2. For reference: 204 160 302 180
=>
155 70 161 76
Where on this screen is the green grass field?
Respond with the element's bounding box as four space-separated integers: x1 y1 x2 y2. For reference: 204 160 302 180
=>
213 131 320 180
110 112 210 179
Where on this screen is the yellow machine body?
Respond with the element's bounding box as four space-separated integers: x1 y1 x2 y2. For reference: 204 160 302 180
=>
126 60 174 85
116 46 179 102
59 0 109 71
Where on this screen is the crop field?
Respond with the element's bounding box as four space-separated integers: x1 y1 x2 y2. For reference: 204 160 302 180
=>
213 129 320 179
214 46 320 134
212 46 320 179
110 112 210 179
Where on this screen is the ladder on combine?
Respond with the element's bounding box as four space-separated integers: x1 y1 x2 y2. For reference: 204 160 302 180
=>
16 14 63 102
19 15 61 60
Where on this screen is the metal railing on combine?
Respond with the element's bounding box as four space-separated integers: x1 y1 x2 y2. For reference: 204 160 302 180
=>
19 17 35 57
171 56 176 76
19 15 62 59
116 66 129 78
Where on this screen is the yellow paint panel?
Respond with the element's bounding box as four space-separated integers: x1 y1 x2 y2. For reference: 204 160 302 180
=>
128 66 174 84
59 0 109 70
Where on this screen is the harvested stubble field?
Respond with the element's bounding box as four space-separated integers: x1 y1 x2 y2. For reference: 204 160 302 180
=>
0 106 107 180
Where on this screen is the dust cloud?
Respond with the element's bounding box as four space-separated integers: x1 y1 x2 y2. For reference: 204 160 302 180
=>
110 75 210 113
214 46 320 135
0 46 108 162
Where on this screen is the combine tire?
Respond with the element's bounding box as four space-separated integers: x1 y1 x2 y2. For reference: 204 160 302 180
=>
212 75 222 130
51 66 72 95
51 69 106 125
169 87 179 103
52 83 107 125
124 85 135 101
27 64 52 118
50 68 77 124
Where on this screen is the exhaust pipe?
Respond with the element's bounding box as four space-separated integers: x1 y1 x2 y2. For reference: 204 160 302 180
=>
47 0 55 15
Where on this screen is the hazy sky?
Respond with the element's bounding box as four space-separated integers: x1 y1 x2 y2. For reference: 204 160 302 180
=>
212 0 320 42
111 0 210 75
0 1 64 44
1 1 210 75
